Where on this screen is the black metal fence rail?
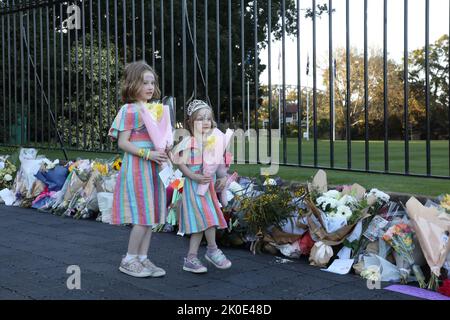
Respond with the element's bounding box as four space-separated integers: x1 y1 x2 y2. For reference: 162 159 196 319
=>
0 0 449 180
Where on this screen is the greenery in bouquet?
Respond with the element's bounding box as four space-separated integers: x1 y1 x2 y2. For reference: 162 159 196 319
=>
238 177 297 237
0 157 17 190
382 223 427 288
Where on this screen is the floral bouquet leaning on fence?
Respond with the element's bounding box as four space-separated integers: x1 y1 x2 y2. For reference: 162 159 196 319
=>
382 223 427 288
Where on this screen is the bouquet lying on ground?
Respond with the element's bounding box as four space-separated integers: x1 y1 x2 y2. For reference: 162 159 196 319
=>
382 223 427 288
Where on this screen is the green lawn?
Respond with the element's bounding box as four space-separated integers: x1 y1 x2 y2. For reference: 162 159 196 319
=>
1 140 449 197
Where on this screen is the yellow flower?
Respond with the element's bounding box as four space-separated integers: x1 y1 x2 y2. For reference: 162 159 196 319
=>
441 194 450 211
205 135 216 151
113 158 122 171
92 162 108 176
146 103 164 122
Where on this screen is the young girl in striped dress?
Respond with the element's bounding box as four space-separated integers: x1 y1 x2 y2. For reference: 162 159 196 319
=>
108 61 168 278
170 100 231 273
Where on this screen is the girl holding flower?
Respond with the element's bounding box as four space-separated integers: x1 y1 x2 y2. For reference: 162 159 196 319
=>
170 100 231 273
108 61 169 278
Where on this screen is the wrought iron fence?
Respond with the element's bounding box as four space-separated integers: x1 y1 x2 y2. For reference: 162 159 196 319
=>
0 0 449 179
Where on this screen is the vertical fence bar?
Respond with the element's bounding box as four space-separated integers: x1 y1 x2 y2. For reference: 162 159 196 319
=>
1 14 5 144
123 0 127 64
216 0 221 125
68 4 72 147
7 4 11 143
46 6 50 148
425 0 431 175
383 0 389 172
151 0 155 67
364 0 369 171
141 0 145 61
160 0 165 98
297 0 302 165
241 0 245 132
132 0 135 61
60 3 64 146
205 0 208 101
404 0 409 174
114 0 119 151
170 0 174 96
98 0 103 150
33 9 37 144
83 0 87 148
329 0 334 168
39 7 43 146
75 2 80 149
90 0 94 148
345 0 351 169
26 11 30 145
182 0 187 121
13 1 17 146
20 11 24 145
268 0 272 157
282 0 287 164
313 0 318 167
106 0 111 150
193 0 197 97
254 0 259 162
53 3 57 147
228 0 232 126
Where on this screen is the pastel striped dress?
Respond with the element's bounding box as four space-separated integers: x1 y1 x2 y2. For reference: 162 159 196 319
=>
171 137 227 234
108 103 166 226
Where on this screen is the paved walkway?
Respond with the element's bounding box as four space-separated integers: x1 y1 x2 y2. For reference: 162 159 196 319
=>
0 204 416 300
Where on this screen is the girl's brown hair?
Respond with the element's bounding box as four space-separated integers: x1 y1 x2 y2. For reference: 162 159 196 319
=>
186 104 217 136
121 60 161 103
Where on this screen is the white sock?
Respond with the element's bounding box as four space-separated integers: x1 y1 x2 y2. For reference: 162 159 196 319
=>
124 253 138 263
138 255 147 262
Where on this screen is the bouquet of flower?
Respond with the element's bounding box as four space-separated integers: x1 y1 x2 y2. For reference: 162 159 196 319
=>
366 188 390 215
0 156 17 190
439 194 450 214
382 223 426 288
305 170 371 246
197 128 234 196
406 197 450 291
140 101 174 169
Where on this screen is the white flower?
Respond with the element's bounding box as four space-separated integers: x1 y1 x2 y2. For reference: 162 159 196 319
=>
323 190 340 199
263 178 277 186
338 194 358 207
336 205 353 220
361 265 381 282
4 174 12 182
317 196 339 211
368 188 390 203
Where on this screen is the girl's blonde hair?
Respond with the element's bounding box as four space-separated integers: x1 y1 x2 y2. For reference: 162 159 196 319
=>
186 102 217 136
121 60 161 103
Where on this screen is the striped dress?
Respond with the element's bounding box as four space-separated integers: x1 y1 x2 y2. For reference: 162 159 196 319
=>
108 103 166 226
172 136 227 235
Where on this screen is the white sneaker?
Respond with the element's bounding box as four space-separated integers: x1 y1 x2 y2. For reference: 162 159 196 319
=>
119 257 152 278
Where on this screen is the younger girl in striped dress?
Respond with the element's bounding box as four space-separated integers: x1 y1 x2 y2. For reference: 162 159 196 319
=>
170 100 231 273
108 61 168 278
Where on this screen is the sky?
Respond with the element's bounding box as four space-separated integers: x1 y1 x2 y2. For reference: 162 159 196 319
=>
260 0 450 89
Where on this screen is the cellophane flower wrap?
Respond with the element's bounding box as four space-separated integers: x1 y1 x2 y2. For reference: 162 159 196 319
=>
197 128 234 196
406 197 450 291
382 223 427 288
140 101 174 168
